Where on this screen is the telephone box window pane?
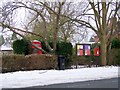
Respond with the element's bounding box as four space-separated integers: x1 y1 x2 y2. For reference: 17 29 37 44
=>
77 45 80 50
77 50 83 56
87 50 90 55
85 45 90 50
85 50 90 56
79 50 83 56
77 45 83 50
80 45 83 49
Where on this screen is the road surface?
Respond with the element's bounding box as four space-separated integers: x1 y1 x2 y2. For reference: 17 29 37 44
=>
31 77 119 88
2 77 119 90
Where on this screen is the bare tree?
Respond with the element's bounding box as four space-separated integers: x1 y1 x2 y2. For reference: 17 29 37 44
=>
0 0 75 54
65 0 120 66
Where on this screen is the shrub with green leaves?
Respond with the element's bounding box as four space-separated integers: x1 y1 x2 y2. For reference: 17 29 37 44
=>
41 41 73 55
107 49 120 65
41 41 53 53
41 41 73 67
56 42 72 56
56 42 73 67
13 39 32 55
115 49 120 65
107 38 120 65
111 38 120 49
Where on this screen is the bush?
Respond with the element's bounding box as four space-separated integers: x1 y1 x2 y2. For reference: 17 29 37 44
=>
13 39 32 55
107 49 120 65
115 49 120 65
56 42 73 67
13 39 73 56
107 38 120 65
41 42 73 67
41 41 73 55
56 42 72 56
111 38 120 49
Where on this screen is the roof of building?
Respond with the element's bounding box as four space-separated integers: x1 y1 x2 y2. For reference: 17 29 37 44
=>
79 42 96 44
89 37 94 42
0 44 13 51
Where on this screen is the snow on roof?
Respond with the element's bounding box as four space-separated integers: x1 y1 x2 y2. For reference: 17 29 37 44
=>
79 42 96 44
78 41 100 45
0 44 13 51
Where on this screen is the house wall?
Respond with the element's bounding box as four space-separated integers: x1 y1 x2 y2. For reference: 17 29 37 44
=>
0 51 2 72
2 50 13 55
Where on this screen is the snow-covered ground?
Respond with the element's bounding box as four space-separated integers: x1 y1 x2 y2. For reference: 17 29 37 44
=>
0 66 119 88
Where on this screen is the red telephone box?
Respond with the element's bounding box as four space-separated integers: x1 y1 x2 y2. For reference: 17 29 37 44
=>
32 40 42 55
94 47 100 56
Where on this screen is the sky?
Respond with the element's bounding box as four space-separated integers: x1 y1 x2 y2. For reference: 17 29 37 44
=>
0 66 119 88
0 0 28 43
0 0 95 44
1 0 119 46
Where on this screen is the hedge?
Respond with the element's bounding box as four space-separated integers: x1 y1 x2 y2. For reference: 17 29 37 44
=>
2 54 26 72
25 54 57 70
2 54 57 73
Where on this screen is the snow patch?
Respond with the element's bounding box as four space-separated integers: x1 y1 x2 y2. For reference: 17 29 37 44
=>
0 66 118 88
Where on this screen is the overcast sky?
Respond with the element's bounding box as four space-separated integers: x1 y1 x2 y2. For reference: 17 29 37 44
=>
1 0 118 44
0 0 95 44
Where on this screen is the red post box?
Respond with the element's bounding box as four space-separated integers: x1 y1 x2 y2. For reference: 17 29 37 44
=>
94 47 100 56
32 40 42 55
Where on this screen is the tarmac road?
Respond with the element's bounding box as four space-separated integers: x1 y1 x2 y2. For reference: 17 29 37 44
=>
2 77 119 90
31 77 119 88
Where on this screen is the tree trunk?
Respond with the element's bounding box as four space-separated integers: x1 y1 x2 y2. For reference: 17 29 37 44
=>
100 35 107 66
53 30 57 53
53 3 62 54
100 2 107 66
